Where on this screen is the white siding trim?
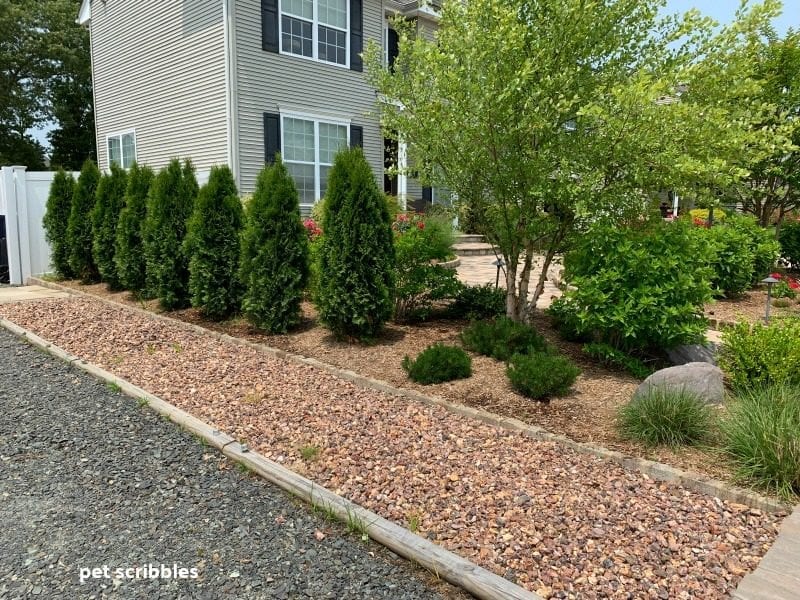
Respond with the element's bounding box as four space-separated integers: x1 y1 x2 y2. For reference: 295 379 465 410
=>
223 0 240 185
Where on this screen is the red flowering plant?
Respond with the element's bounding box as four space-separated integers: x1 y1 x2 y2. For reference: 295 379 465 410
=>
302 217 323 240
769 272 799 299
392 211 459 321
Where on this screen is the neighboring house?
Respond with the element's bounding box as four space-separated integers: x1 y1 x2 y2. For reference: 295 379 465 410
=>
77 0 439 213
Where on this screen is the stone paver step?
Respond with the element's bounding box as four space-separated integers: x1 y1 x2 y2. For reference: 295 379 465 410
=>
453 242 497 257
455 234 484 244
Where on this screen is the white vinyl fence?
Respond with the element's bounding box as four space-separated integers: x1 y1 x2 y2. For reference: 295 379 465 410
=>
0 166 78 285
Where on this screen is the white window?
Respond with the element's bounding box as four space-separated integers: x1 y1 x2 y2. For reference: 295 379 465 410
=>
282 115 348 204
280 0 348 66
107 131 136 168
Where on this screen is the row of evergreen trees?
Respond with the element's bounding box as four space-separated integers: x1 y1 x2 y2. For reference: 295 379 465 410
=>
43 147 395 338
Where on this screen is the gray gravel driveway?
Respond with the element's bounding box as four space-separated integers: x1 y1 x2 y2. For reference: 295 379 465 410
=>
0 328 455 599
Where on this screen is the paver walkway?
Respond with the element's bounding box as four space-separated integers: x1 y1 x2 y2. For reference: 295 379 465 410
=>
455 255 562 309
733 507 800 600
0 284 70 304
0 327 452 600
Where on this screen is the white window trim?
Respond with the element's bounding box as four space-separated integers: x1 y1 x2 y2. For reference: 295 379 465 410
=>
280 112 350 204
278 0 350 68
106 129 137 169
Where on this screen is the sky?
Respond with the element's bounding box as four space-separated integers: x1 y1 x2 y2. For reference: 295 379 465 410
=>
662 0 799 35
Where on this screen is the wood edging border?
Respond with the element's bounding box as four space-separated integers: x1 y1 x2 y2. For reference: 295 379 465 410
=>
0 314 539 600
27 277 793 513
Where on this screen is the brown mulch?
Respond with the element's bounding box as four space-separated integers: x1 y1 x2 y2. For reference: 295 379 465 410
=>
705 288 800 326
57 280 731 483
0 295 785 599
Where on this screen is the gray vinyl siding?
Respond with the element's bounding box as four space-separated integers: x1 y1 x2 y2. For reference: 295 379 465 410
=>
233 0 385 199
90 0 228 173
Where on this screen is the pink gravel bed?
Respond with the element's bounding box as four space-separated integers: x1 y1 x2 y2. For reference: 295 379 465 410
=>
0 296 784 599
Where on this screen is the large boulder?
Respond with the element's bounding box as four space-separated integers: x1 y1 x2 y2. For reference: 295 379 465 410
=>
633 362 724 405
667 342 719 366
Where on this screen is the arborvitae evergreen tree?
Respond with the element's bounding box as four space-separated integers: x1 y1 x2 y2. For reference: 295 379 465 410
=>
185 165 243 319
240 156 309 332
114 162 154 292
90 163 127 289
316 147 395 339
42 168 75 278
142 159 197 310
66 159 101 282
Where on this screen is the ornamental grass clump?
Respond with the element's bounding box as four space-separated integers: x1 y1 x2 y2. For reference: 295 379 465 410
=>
402 344 472 384
240 156 309 332
316 147 395 339
506 352 580 401
43 169 75 279
66 159 101 282
91 163 128 289
460 317 549 361
617 388 714 447
185 165 244 319
115 162 154 292
721 383 800 499
143 159 198 310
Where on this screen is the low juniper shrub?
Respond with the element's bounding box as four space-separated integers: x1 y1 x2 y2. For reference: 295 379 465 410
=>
460 317 549 361
448 283 506 321
617 388 714 447
402 344 472 384
505 352 580 401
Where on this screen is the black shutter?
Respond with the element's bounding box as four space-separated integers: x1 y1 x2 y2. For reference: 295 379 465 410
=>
262 0 279 53
388 28 399 71
264 113 280 163
350 125 363 148
422 186 432 203
350 0 363 72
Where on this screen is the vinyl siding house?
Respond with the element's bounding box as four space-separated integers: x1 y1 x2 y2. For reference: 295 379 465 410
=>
77 0 439 213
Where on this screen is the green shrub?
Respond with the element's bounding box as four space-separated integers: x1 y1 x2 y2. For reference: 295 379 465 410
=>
721 383 800 499
703 224 756 297
90 163 127 289
142 159 198 310
316 147 395 339
66 159 101 282
506 352 580 400
719 319 800 389
549 219 714 353
461 317 549 361
185 165 243 319
771 279 797 299
582 343 653 379
42 168 75 279
724 213 780 284
448 283 506 321
240 156 309 332
401 344 472 384
393 213 459 321
115 162 154 292
780 219 800 268
617 388 714 447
